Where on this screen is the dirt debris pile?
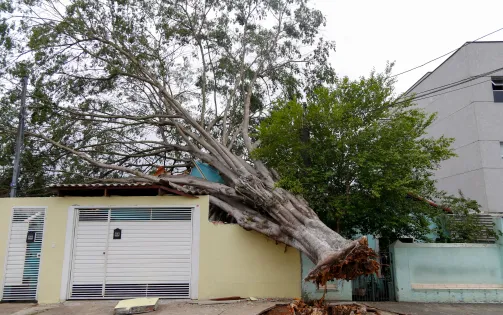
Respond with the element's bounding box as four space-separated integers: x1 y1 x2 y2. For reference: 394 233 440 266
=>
288 300 389 315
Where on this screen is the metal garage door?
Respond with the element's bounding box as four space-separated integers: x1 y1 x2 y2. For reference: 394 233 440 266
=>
69 207 193 299
1 207 46 302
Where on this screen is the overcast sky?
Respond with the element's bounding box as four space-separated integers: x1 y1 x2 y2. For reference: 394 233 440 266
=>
313 0 503 93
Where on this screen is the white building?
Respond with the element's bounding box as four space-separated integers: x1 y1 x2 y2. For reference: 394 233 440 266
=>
407 41 503 213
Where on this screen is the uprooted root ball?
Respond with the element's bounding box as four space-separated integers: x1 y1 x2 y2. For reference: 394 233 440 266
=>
309 238 380 288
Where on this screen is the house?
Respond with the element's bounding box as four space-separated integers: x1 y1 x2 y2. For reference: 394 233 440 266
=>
406 41 503 214
0 183 301 303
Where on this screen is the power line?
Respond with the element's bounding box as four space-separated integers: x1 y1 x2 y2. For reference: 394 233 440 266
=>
410 66 503 100
398 79 486 106
392 26 503 78
412 79 490 103
394 66 503 106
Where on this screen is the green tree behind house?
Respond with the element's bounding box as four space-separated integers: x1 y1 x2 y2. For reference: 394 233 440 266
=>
254 65 458 242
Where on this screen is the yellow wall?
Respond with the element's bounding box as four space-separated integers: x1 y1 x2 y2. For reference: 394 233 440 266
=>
0 202 11 301
0 196 300 303
198 223 301 299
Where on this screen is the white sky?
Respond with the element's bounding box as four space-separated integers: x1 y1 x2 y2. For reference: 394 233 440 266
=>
314 0 503 93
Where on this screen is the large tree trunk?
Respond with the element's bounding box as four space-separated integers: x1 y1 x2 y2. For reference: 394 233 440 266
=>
8 0 379 284
32 118 379 284
23 70 380 285
81 151 379 283
201 181 379 283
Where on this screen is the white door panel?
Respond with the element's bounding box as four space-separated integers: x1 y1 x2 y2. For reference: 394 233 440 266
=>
2 208 46 301
69 207 193 299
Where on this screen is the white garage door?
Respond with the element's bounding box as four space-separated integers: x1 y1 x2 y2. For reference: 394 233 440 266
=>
69 207 193 299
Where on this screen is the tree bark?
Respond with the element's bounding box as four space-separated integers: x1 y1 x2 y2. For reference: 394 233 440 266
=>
7 0 378 284
27 130 377 283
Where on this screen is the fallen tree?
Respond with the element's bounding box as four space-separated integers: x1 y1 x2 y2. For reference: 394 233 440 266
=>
0 0 378 282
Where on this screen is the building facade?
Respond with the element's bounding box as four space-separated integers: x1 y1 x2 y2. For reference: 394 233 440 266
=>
0 195 301 304
407 42 503 213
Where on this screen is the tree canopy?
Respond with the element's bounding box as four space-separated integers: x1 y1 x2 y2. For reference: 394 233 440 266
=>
0 0 380 283
0 0 496 252
253 65 456 242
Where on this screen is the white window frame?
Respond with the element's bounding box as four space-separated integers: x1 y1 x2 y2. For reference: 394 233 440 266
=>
492 78 503 103
492 80 503 87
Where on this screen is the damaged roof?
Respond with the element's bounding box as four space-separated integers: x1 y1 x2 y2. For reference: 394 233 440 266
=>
50 182 203 198
50 182 154 188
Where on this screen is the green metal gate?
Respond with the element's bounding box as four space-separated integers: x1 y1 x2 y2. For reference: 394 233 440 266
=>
352 251 395 301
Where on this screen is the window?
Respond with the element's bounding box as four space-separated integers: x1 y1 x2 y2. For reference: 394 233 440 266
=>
492 78 503 102
209 204 236 223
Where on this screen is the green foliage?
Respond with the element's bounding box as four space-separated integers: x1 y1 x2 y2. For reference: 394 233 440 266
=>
433 191 502 243
254 65 456 241
0 78 111 197
0 0 498 245
0 0 334 195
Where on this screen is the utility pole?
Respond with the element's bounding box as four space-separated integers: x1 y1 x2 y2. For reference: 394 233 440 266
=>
10 76 28 198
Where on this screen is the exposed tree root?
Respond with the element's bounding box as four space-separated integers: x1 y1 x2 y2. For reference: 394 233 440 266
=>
289 299 326 315
290 238 380 315
289 300 389 315
305 237 380 286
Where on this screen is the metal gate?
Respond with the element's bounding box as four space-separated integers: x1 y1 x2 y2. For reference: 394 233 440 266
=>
352 251 395 301
2 207 46 302
69 207 193 299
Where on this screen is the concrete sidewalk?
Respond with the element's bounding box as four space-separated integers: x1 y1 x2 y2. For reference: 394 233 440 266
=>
0 300 278 315
366 302 503 315
2 301 503 315
0 303 35 315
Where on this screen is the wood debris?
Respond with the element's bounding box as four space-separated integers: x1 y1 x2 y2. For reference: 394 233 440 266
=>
288 300 388 315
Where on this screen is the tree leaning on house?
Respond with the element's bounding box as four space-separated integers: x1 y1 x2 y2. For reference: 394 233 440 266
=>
0 0 378 283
